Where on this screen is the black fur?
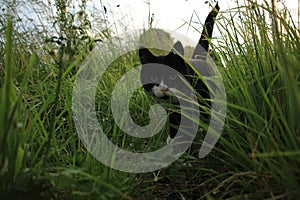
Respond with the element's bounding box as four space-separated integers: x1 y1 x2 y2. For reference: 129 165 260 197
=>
139 3 219 140
192 2 220 59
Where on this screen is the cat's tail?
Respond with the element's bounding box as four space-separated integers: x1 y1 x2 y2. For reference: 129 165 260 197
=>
191 2 220 59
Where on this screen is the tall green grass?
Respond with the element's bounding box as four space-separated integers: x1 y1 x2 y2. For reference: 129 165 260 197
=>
206 2 300 198
0 1 299 199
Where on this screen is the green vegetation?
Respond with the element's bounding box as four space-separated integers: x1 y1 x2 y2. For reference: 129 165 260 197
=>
0 0 299 199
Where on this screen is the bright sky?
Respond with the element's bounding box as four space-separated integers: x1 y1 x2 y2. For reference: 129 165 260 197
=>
102 0 298 45
12 0 298 47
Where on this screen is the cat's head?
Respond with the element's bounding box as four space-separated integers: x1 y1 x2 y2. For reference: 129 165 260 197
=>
139 41 191 100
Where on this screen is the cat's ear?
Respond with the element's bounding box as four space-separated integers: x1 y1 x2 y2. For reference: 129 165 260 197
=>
172 41 184 56
139 46 155 64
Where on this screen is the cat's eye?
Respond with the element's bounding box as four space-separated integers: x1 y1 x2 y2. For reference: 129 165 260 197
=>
150 76 158 82
169 74 177 80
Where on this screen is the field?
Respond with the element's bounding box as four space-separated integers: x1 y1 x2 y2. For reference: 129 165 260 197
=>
0 0 299 199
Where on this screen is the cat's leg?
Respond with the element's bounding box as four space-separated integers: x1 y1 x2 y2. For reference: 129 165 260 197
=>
167 111 181 144
167 111 196 155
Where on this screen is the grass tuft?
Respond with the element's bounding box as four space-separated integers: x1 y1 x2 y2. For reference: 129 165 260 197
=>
0 0 299 199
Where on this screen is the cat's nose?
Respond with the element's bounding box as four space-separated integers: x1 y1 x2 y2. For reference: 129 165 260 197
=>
160 86 169 93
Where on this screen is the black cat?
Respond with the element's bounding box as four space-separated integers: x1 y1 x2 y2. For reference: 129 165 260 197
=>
139 3 220 144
